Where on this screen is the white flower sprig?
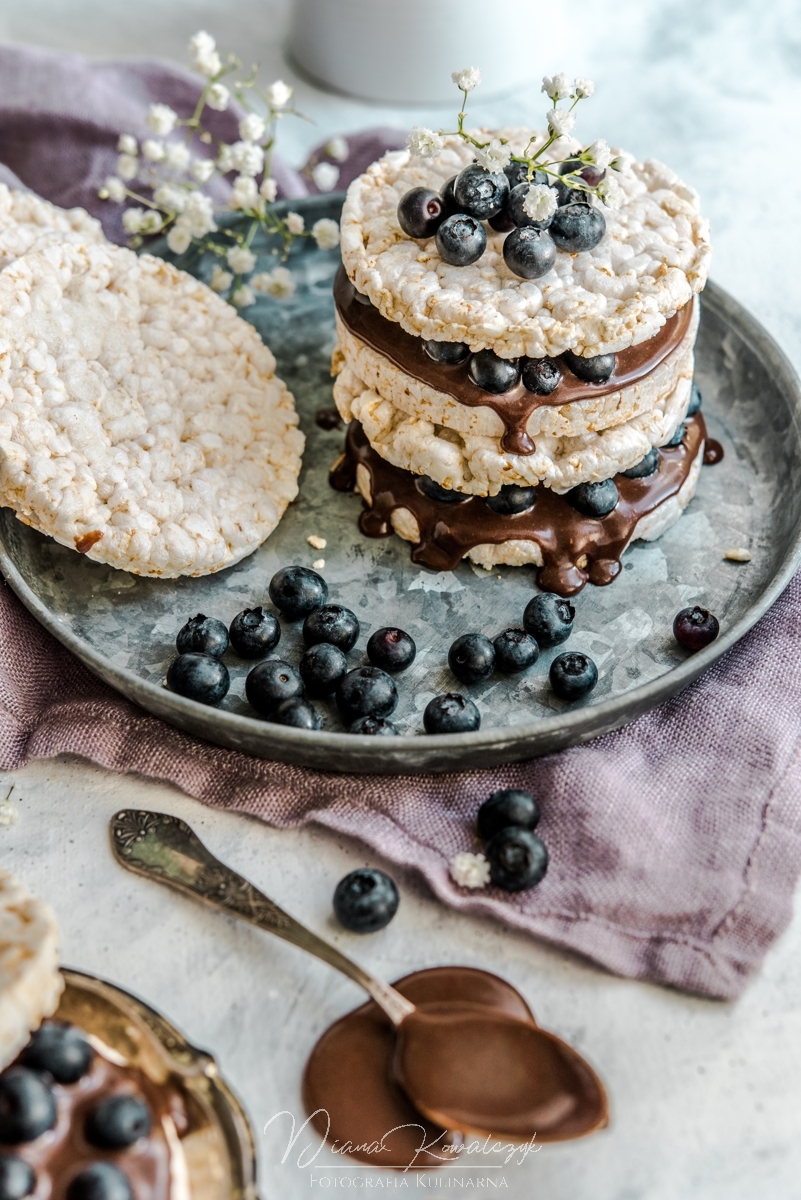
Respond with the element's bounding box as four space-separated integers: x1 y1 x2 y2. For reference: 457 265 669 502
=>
98 31 341 308
406 69 628 214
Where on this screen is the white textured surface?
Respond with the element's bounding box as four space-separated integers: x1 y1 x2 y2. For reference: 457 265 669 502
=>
1 4 801 1198
0 865 63 1071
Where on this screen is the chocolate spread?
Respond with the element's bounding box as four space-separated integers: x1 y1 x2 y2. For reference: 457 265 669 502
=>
334 266 695 456
331 414 707 596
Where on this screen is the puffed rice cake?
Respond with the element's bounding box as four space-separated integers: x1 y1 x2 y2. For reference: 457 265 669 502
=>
0 183 105 271
0 868 63 1071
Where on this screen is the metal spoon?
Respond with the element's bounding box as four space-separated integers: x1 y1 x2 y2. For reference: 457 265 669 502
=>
110 810 607 1140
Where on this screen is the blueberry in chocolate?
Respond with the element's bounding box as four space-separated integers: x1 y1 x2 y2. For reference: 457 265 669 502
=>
550 202 606 252
367 627 417 673
453 164 509 219
348 715 401 736
303 604 360 653
673 606 719 652
508 183 554 230
269 565 328 621
423 339 470 364
485 827 549 891
229 607 280 659
20 1021 92 1084
567 478 620 517
435 214 486 266
503 227 557 280
485 484 536 515
166 653 230 706
336 667 398 722
66 1163 133 1200
423 693 481 734
665 422 686 447
687 382 703 415
621 448 659 479
523 593 575 647
492 629 540 674
246 659 304 716
300 643 347 698
416 476 470 504
86 1094 151 1150
549 651 598 700
397 187 446 239
521 356 562 395
333 868 399 933
0 1067 56 1144
448 633 496 685
562 349 615 384
176 614 228 658
468 350 520 394
272 698 322 730
0 1156 35 1200
477 788 541 840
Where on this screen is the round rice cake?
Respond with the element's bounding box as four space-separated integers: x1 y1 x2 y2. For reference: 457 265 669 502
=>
0 184 104 261
0 868 63 1071
0 241 304 577
0 224 105 273
340 131 711 359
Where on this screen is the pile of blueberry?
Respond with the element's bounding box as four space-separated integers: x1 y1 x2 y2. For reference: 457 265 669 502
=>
397 158 605 280
477 788 549 892
447 592 599 703
0 1022 148 1200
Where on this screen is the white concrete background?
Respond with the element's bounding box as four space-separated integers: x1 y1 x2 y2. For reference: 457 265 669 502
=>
1 2 801 1197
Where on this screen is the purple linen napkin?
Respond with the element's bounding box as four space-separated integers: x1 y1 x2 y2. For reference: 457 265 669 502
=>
1 43 800 1000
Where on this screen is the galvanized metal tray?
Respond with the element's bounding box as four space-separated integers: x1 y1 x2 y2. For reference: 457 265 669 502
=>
2 195 800 774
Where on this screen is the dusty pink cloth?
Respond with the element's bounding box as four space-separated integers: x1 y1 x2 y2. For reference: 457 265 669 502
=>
1 44 800 1000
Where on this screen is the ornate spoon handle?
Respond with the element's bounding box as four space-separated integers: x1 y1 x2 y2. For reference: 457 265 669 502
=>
110 809 414 1027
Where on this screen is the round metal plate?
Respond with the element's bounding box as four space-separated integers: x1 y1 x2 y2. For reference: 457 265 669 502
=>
1 196 800 774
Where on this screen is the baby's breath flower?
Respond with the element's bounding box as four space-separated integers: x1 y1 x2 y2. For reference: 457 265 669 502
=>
259 177 278 202
217 144 234 174
546 108 576 137
266 80 292 109
122 207 147 234
522 183 558 222
574 77 595 98
231 284 255 308
597 174 624 210
167 225 193 255
116 154 138 182
252 266 296 299
230 140 264 177
286 211 305 235
449 852 491 890
227 244 257 274
206 82 230 112
541 72 572 102
182 191 217 236
190 158 215 184
585 139 612 171
117 134 137 156
164 142 191 171
311 162 339 192
326 136 349 162
137 210 164 235
229 175 259 211
239 113 266 142
102 176 127 203
189 30 221 77
153 183 186 213
474 137 511 172
142 139 165 162
610 149 635 173
451 66 481 92
407 126 444 158
147 103 178 136
210 265 233 292
312 218 340 250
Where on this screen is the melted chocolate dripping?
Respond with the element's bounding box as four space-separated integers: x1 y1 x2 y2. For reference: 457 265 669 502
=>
330 416 706 597
334 266 694 458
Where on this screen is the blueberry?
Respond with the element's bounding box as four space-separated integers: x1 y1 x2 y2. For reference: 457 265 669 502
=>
229 607 280 659
448 634 495 685
336 667 398 722
423 693 481 734
397 187 446 239
553 176 586 207
549 651 598 700
0 1067 56 1144
468 350 520 394
453 165 509 219
502 228 557 280
86 1094 151 1150
566 479 619 517
562 350 615 384
333 868 399 933
485 827 549 891
245 659 304 716
269 566 328 621
272 698 322 730
440 176 459 217
664 422 686 448
435 214 486 267
673 606 719 652
488 208 516 233
423 339 471 364
687 382 703 416
507 182 555 230
175 614 228 658
523 593 575 647
416 476 470 504
549 203 606 252
621 448 659 479
521 357 562 395
303 604 360 652
503 162 538 189
66 1164 133 1200
0 1156 35 1200
20 1022 92 1084
477 789 541 840
484 484 536 516
560 156 605 189
492 629 539 674
166 653 230 706
367 628 417 673
348 716 401 736
299 643 347 697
